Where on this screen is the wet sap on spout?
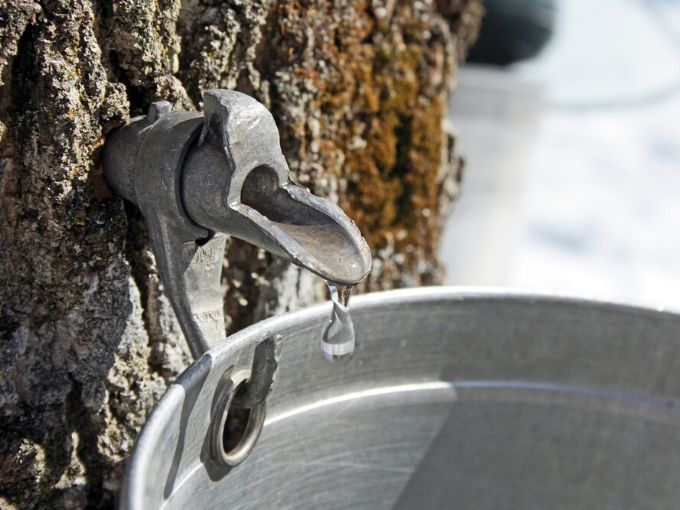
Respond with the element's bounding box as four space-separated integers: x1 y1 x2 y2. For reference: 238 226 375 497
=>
321 283 355 362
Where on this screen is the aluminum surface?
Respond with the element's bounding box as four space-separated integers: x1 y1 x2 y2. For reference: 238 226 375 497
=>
121 287 680 510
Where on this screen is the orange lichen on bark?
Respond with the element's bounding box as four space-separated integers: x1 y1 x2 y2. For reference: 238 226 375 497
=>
265 0 474 286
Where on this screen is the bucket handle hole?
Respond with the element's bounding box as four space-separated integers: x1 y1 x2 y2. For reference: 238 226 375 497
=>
211 370 266 467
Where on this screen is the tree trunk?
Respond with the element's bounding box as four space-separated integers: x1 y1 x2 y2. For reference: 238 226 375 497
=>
0 1 481 507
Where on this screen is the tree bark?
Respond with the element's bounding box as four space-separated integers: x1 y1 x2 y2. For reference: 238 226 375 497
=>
0 0 481 507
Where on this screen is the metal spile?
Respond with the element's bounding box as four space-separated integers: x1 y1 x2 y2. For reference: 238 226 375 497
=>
104 90 372 359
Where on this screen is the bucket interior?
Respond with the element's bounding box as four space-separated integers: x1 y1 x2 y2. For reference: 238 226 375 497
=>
122 289 680 510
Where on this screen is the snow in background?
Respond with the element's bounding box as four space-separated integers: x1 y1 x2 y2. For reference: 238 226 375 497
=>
441 0 680 309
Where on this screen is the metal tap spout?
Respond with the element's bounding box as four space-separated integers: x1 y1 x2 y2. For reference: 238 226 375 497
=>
103 90 371 359
182 90 371 286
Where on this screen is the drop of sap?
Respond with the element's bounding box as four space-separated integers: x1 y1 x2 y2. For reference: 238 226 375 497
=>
321 283 355 362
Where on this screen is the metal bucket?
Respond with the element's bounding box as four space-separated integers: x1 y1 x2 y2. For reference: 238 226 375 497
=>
121 288 680 509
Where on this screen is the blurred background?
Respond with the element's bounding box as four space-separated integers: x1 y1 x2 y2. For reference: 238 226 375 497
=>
441 0 680 308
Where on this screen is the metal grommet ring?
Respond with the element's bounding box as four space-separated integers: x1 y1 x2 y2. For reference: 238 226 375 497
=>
211 369 266 467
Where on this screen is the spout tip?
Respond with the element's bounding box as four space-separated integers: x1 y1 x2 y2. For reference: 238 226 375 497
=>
285 220 371 287
274 184 372 286
234 170 372 286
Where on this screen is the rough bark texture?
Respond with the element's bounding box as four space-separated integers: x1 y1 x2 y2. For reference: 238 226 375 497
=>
0 1 481 507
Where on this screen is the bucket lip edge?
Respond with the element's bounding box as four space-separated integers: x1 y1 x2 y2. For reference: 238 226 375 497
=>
216 286 680 362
